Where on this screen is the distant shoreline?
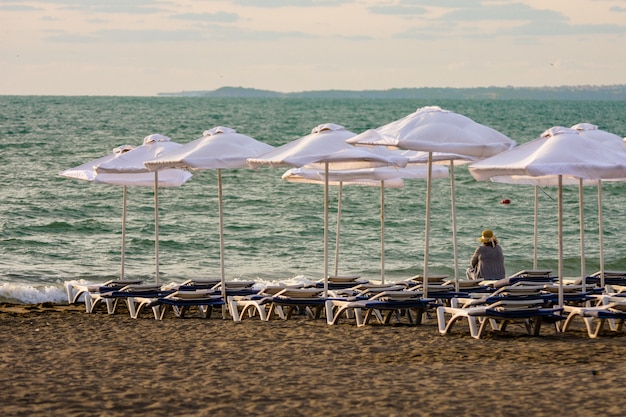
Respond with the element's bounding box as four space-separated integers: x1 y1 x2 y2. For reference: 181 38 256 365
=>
158 85 626 101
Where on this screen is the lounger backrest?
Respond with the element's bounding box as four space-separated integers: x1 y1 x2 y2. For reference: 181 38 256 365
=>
372 290 420 301
119 284 163 293
489 299 543 311
275 288 323 298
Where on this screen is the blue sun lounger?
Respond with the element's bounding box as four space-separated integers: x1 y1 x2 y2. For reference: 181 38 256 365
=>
132 289 226 320
437 298 563 339
87 284 173 314
560 296 626 338
65 279 144 309
326 291 436 327
268 288 329 320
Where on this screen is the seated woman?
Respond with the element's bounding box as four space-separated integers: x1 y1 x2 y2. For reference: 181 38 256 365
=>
466 229 505 280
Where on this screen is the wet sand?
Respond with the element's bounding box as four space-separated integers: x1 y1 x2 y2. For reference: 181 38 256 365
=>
1 302 624 417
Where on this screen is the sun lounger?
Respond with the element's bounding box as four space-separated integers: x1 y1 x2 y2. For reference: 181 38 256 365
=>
437 297 563 339
443 279 490 293
540 284 594 305
126 288 223 319
436 284 563 339
87 284 172 315
210 280 258 297
176 278 222 290
314 275 368 290
152 290 225 320
267 288 328 320
404 274 450 286
325 290 435 327
228 295 276 322
406 282 470 306
333 283 407 299
226 285 304 322
490 270 554 288
64 279 143 308
560 295 626 338
585 271 626 287
228 285 326 322
605 284 626 295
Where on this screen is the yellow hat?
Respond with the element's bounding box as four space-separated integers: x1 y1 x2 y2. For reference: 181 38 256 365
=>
478 229 496 244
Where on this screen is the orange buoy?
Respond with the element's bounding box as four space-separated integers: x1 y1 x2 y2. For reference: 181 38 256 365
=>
500 198 511 205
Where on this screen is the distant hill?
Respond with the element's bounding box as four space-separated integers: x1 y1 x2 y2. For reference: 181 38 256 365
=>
158 85 626 100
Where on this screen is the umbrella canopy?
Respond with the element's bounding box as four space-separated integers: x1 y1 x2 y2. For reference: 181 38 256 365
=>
470 126 626 183
282 164 449 282
469 126 626 305
94 134 188 283
145 126 274 170
248 123 409 295
144 126 275 299
347 106 515 295
572 123 626 149
347 106 514 157
59 143 192 281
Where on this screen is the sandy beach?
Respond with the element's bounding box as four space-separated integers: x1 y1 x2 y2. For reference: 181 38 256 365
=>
1 302 624 417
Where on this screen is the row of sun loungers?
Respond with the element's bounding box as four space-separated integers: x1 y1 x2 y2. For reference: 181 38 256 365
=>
63 270 626 339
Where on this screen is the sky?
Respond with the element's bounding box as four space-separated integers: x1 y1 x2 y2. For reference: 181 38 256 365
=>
1 0 625 96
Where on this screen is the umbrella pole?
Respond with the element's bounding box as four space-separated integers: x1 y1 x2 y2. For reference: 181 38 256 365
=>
380 180 385 284
534 186 539 270
558 175 563 308
449 160 459 292
154 171 160 284
423 153 433 299
598 180 604 288
579 179 586 279
324 162 329 297
334 182 343 277
121 185 127 280
218 169 226 302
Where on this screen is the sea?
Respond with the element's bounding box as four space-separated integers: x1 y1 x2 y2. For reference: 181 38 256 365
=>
1 96 626 304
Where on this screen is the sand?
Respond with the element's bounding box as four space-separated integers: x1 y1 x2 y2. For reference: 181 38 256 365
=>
0 302 625 417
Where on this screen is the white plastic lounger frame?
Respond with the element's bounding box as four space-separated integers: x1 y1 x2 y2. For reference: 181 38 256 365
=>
560 296 626 338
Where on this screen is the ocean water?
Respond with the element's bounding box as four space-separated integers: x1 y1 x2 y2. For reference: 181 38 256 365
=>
1 96 626 304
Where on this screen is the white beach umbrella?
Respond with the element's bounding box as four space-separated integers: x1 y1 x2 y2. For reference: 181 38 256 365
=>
59 143 192 281
347 106 515 296
144 126 274 299
469 126 626 306
248 123 409 295
572 123 626 287
95 134 188 283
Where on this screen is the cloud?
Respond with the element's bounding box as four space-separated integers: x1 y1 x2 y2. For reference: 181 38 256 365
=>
501 20 626 37
0 4 40 11
231 0 352 6
382 0 483 6
440 3 566 23
43 25 314 43
5 0 164 14
171 11 239 23
393 2 626 39
367 4 428 16
44 29 205 43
